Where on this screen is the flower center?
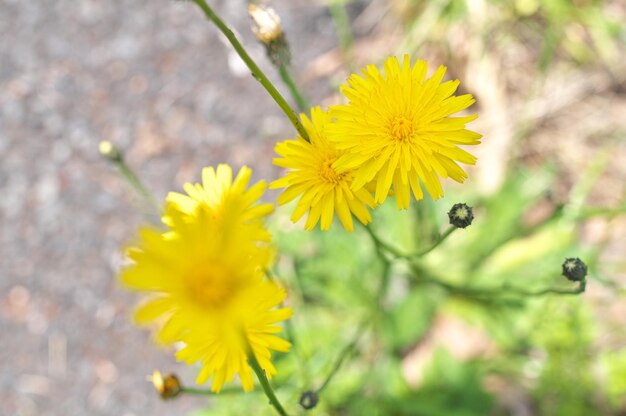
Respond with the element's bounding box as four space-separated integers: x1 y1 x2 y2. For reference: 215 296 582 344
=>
453 206 469 220
564 260 577 272
187 267 236 308
389 116 415 141
319 156 345 184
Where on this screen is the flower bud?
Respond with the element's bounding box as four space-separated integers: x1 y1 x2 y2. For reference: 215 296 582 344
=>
248 3 283 44
99 140 123 163
247 3 291 67
448 203 474 228
562 258 587 282
299 390 319 410
148 370 182 400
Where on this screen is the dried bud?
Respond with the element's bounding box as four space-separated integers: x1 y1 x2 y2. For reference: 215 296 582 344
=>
562 258 587 282
448 203 474 229
299 390 319 410
248 4 283 44
99 140 123 162
148 371 182 400
248 3 291 67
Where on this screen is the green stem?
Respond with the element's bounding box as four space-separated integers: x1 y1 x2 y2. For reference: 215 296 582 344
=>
412 226 457 257
363 223 457 260
329 0 355 69
265 269 311 388
376 250 392 303
180 387 212 395
248 351 289 416
192 0 309 142
408 260 587 299
362 224 405 258
101 143 160 218
180 386 252 396
316 320 368 395
115 160 159 212
504 279 587 297
361 224 395 304
278 65 309 113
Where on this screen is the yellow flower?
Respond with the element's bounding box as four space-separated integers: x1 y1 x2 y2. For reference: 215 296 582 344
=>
166 164 274 242
271 107 375 231
329 55 482 209
121 166 291 393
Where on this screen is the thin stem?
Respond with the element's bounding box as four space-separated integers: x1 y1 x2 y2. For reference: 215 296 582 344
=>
328 0 355 69
101 143 160 218
504 279 587 297
284 317 311 389
179 386 212 395
248 351 289 416
316 320 368 395
278 65 309 113
376 249 392 304
115 160 159 212
265 269 311 388
291 258 308 304
408 259 587 299
192 0 309 142
180 386 253 396
362 224 405 258
360 223 395 304
412 226 457 257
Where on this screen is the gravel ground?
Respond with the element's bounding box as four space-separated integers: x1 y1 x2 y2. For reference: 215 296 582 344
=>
0 1 350 414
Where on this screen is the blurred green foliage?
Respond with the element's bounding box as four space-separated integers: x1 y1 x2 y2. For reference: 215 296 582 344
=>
398 0 625 72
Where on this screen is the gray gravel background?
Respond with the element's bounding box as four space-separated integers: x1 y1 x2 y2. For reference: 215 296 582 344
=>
0 0 358 414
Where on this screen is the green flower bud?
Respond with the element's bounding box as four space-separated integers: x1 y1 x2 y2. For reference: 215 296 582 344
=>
99 140 123 163
562 258 587 282
448 203 474 228
299 390 319 410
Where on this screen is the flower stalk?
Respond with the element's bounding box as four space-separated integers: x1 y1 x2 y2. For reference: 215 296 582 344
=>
278 64 309 112
315 320 368 395
99 141 160 216
192 0 309 141
407 260 587 299
328 0 355 69
412 226 457 257
248 350 289 416
180 386 254 396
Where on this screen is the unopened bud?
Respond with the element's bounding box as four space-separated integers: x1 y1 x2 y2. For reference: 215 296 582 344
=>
148 370 182 400
248 4 283 44
99 140 123 162
299 390 319 410
448 203 474 228
562 258 587 282
248 3 291 67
